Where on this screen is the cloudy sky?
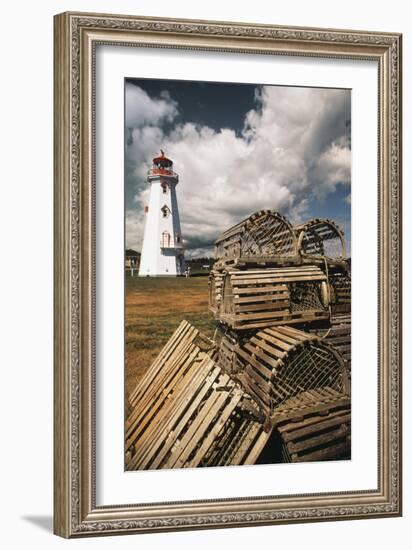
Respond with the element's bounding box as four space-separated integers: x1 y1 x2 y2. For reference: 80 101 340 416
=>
125 78 351 258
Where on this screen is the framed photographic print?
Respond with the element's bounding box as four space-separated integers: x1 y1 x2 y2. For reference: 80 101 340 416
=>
54 12 402 537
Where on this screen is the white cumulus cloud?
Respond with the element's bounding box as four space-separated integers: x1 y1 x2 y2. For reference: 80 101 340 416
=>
125 83 178 128
125 83 351 257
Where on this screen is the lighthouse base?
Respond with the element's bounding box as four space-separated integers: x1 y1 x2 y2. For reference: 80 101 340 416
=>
138 250 185 277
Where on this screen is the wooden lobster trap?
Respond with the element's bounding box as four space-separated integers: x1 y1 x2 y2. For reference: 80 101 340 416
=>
126 320 274 470
294 218 347 265
216 265 330 330
217 325 349 420
272 387 351 462
199 388 350 466
125 320 350 469
214 210 299 269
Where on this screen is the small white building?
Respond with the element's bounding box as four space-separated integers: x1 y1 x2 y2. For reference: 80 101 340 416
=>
138 151 185 276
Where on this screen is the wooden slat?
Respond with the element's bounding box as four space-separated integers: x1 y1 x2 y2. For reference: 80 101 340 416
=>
234 309 291 321
126 339 200 439
133 359 220 470
229 313 328 331
129 320 193 406
234 291 289 304
230 267 322 276
233 275 325 285
272 397 351 424
237 300 290 313
283 413 351 443
241 428 272 465
167 381 232 468
126 345 205 453
293 441 350 462
186 390 243 468
277 408 346 434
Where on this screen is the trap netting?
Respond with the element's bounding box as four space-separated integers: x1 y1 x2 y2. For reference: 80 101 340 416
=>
289 282 325 312
230 326 348 417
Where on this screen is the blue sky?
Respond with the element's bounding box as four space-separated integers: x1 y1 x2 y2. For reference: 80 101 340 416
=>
125 78 351 257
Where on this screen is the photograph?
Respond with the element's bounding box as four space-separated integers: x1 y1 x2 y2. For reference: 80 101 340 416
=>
52 11 401 537
124 78 352 470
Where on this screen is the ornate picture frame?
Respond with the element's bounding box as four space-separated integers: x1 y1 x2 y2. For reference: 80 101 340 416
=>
53 11 402 537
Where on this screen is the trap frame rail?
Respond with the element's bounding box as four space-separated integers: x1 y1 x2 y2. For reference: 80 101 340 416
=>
294 218 347 265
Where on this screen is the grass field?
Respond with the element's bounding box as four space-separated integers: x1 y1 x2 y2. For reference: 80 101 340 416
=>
125 274 216 401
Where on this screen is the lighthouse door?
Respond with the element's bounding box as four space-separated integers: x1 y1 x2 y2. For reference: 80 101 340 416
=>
161 230 171 248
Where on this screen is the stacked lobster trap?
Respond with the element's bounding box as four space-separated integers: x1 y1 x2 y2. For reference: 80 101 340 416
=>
210 210 351 457
210 211 351 326
126 209 352 470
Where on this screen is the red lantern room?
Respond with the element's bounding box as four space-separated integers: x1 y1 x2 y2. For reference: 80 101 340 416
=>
148 150 178 183
153 149 172 168
147 149 179 183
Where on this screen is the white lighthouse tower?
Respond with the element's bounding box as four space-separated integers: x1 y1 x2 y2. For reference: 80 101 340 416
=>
138 151 185 276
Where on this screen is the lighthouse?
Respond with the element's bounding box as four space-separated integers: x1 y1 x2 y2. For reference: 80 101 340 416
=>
138 151 185 276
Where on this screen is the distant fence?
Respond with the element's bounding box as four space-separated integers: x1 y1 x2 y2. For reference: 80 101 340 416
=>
125 266 139 277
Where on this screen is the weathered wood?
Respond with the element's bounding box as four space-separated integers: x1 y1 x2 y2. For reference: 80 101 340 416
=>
132 359 220 470
310 313 351 374
126 332 201 437
292 441 350 462
126 203 354 473
208 270 224 315
294 218 347 262
183 389 243 468
234 292 290 304
125 322 278 470
213 266 330 329
283 413 351 443
242 429 273 465
201 412 270 467
217 326 347 419
329 272 351 313
214 210 299 268
272 387 351 463
126 344 206 451
271 387 350 424
128 320 195 408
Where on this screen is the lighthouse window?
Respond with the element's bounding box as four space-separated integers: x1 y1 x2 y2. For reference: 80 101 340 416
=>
161 205 170 218
161 182 168 194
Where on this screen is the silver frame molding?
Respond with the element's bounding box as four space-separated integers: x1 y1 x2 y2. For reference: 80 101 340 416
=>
53 11 402 538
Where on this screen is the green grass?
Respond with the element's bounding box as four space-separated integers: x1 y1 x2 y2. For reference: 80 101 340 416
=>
125 275 216 399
